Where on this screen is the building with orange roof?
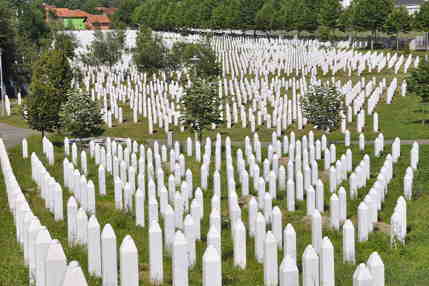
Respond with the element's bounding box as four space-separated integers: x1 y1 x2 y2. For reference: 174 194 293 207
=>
85 14 112 30
43 4 115 30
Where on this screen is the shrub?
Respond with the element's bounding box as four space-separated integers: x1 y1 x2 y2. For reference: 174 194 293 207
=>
301 85 344 131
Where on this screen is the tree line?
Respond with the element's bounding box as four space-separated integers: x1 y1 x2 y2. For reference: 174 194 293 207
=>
121 0 429 41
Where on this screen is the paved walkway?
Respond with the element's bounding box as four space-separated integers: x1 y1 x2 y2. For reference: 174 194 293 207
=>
0 123 37 149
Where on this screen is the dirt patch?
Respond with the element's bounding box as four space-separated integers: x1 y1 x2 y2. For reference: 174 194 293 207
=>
280 157 289 165
374 222 391 234
319 170 329 184
301 214 331 230
239 195 252 207
139 263 150 282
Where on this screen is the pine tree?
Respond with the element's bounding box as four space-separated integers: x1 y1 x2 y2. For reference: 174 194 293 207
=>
408 59 429 123
408 59 429 103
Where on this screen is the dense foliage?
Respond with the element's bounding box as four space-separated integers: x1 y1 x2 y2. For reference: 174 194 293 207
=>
408 59 429 103
25 49 72 136
42 0 120 11
51 32 79 60
180 78 224 138
1 0 51 94
132 27 172 74
81 30 126 66
126 0 414 39
415 1 429 31
350 0 394 37
110 0 140 28
0 0 20 93
171 40 221 79
301 85 344 131
59 90 104 138
384 6 411 49
133 27 220 77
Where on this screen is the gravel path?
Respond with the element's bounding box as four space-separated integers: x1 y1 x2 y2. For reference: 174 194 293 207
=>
0 123 37 149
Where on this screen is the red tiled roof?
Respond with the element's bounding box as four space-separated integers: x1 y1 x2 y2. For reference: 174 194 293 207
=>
85 14 112 30
43 4 113 29
45 7 90 18
86 14 111 24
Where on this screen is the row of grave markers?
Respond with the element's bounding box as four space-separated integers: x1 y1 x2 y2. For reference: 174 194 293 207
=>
25 130 416 285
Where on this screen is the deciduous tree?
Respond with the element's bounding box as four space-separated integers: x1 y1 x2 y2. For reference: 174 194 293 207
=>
25 49 73 136
180 78 224 139
414 1 429 31
132 26 171 74
351 0 394 49
384 6 411 50
171 40 221 79
59 90 104 138
319 0 341 31
82 30 125 67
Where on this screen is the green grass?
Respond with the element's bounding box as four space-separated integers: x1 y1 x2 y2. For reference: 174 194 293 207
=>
2 57 429 144
0 169 29 285
2 133 429 285
6 92 429 144
2 41 429 285
0 99 28 129
104 92 429 144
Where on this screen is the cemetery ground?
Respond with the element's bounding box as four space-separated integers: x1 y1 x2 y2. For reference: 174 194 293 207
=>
1 33 429 285
1 131 429 285
104 93 429 143
3 53 429 144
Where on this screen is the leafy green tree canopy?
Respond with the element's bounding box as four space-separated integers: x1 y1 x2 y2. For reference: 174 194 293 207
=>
415 1 429 31
110 0 140 28
171 40 221 79
52 32 79 60
82 30 126 66
384 6 411 49
60 90 104 138
132 26 171 74
26 49 73 136
319 0 342 30
180 78 224 138
0 0 20 89
351 0 394 34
